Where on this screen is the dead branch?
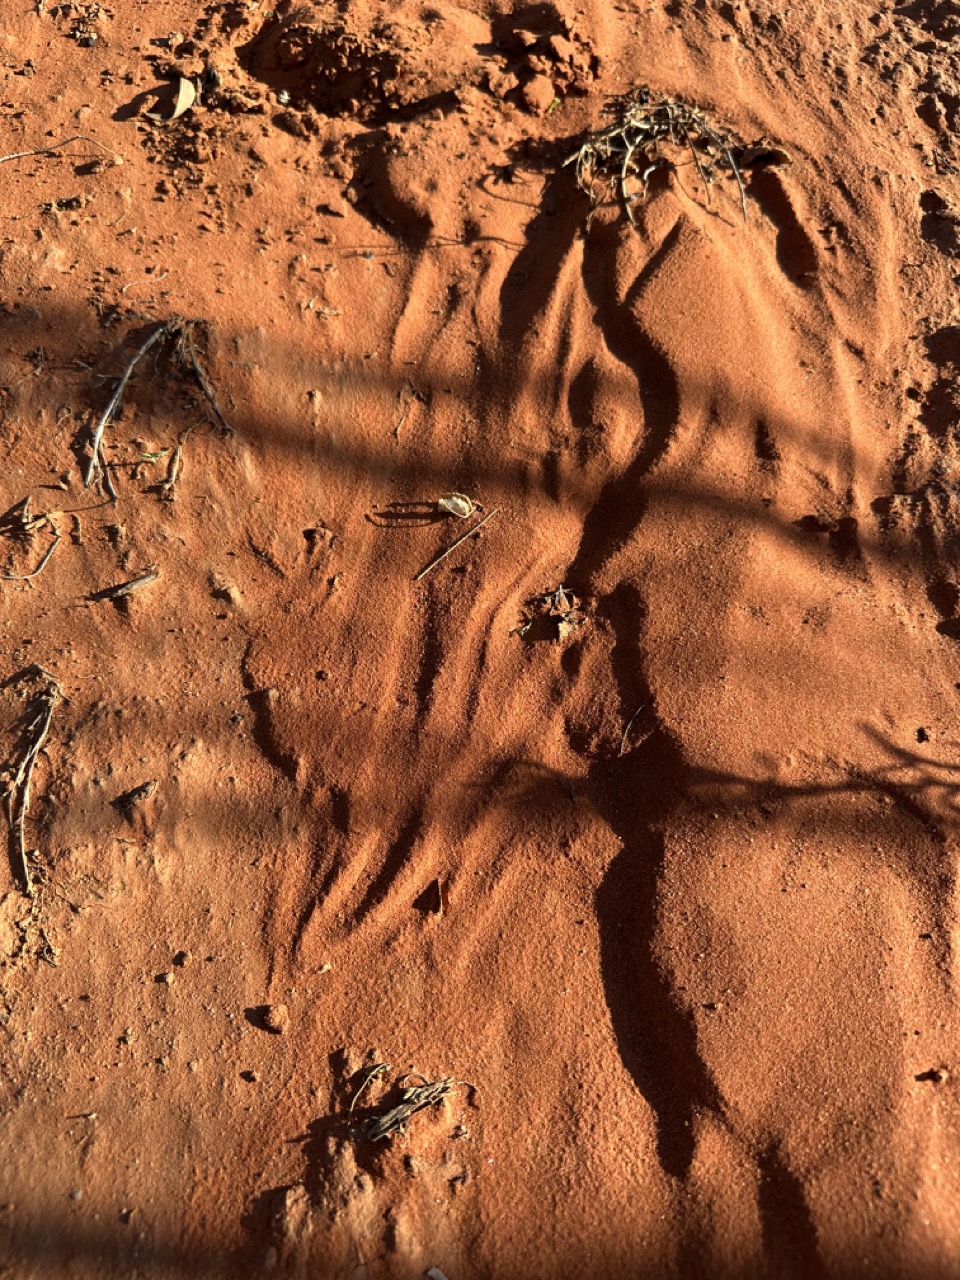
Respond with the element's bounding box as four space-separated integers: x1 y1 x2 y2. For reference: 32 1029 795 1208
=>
84 322 173 489
2 666 62 896
88 565 159 602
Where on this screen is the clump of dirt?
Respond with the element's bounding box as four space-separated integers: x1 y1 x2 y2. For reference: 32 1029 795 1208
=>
486 3 599 113
900 0 960 42
920 189 960 258
239 2 470 123
916 77 960 142
242 9 401 120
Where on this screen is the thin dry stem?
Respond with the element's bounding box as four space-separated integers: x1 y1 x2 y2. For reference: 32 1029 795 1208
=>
0 533 61 583
0 134 123 166
84 322 172 488
2 667 62 896
414 507 501 581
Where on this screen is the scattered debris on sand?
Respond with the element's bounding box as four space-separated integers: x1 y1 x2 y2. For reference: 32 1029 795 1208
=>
518 586 585 642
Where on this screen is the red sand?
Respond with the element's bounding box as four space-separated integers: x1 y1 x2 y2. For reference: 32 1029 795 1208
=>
1 1 960 1276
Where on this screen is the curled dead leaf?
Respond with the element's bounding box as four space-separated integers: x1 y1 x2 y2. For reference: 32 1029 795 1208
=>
737 142 792 167
144 77 197 123
438 493 476 518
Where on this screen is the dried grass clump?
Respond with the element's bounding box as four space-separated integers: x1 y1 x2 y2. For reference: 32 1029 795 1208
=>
564 86 748 227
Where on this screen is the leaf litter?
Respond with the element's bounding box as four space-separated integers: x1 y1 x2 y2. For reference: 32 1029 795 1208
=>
518 586 585 642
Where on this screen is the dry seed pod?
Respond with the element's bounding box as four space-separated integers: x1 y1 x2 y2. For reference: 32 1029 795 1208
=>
437 493 475 519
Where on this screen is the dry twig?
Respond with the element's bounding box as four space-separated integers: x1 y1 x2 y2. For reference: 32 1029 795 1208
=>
349 1062 391 1114
0 533 61 583
414 507 501 581
88 565 159 602
2 666 62 896
619 702 647 756
177 323 233 435
0 134 123 166
84 321 172 489
83 317 232 493
365 1076 460 1142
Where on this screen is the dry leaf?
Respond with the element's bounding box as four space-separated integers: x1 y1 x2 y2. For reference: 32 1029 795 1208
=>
518 584 585 642
144 77 197 123
438 492 475 519
738 142 792 166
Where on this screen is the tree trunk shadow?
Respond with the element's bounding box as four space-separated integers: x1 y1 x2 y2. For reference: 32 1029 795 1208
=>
592 729 724 1180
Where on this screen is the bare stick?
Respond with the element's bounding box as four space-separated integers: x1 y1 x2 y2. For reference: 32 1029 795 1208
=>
14 704 54 892
179 326 233 435
414 507 501 582
3 670 62 896
0 534 61 582
621 138 639 227
88 565 159 602
702 123 747 223
682 127 712 206
84 323 171 488
0 134 123 166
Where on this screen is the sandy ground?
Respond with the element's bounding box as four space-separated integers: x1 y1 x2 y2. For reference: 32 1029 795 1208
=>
1 0 959 1276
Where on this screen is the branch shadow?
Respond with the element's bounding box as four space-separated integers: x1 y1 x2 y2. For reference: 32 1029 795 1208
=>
592 728 719 1178
588 713 959 1182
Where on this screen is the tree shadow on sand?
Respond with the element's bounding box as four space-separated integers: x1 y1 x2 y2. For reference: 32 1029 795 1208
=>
588 713 960 1183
